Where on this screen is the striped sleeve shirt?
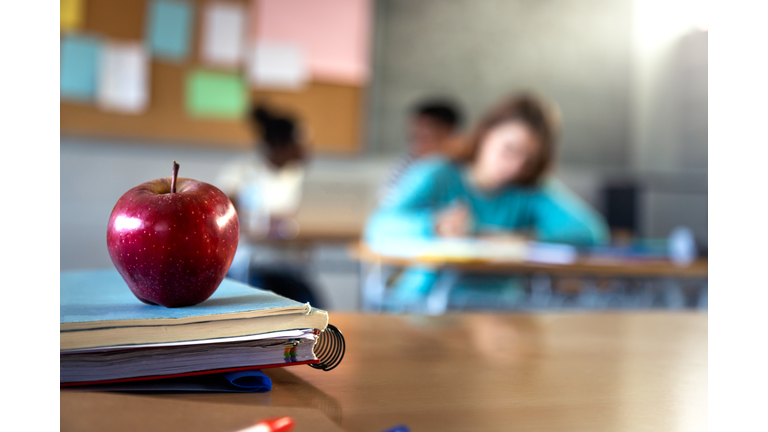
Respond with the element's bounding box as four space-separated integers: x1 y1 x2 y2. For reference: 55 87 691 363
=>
378 154 415 207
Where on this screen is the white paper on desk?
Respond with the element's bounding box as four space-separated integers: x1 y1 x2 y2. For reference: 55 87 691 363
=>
247 42 308 89
368 238 578 264
97 42 149 113
525 242 577 264
369 238 528 261
201 2 246 68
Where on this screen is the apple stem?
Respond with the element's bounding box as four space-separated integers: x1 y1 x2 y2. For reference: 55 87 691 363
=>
171 161 179 194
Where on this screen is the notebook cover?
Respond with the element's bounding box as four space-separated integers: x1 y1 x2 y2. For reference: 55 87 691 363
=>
61 268 310 328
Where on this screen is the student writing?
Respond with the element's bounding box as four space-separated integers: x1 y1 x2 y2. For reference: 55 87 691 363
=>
364 93 610 309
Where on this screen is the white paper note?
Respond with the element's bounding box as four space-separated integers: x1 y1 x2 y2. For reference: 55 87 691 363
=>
97 43 149 113
201 2 246 68
248 42 308 89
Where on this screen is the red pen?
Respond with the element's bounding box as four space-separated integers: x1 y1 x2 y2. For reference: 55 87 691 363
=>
234 417 295 432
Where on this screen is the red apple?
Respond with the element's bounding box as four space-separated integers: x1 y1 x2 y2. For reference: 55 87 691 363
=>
107 162 239 307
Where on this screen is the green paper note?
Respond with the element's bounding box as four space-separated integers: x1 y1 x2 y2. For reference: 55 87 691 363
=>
186 70 247 119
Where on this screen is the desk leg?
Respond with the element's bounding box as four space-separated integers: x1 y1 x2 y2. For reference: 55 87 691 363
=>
575 277 601 309
356 260 364 311
605 278 629 309
360 260 387 312
631 278 657 309
529 273 553 310
697 280 708 309
548 275 568 309
424 270 459 315
661 278 686 309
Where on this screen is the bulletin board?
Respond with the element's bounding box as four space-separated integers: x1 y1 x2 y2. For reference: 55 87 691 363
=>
60 0 365 153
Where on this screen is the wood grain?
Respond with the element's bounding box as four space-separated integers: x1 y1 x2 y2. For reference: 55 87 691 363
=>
60 392 344 432
62 313 707 432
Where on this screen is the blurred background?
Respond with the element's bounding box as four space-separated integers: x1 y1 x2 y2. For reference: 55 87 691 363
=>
61 0 707 312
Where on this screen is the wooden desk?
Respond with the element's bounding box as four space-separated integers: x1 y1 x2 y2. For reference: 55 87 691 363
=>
351 243 708 278
61 313 708 432
351 243 708 312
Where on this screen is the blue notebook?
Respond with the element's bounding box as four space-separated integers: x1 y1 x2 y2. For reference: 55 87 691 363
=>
61 269 310 328
60 269 327 351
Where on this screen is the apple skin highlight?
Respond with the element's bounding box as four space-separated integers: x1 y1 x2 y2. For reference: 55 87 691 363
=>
107 176 239 307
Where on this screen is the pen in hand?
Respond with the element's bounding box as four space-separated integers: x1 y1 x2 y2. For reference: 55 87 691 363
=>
435 200 472 238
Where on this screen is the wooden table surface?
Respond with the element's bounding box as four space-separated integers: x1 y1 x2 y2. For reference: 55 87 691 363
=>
61 312 708 432
351 243 709 278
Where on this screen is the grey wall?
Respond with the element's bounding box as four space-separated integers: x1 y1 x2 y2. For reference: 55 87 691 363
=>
367 0 633 169
630 27 708 241
631 28 708 173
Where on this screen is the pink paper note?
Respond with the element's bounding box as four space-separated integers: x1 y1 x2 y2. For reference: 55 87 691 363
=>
252 0 372 85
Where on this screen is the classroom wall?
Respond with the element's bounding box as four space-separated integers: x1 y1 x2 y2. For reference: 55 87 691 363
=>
630 3 708 241
366 0 633 169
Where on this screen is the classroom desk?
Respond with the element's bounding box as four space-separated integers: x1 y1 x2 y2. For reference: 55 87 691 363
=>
351 243 709 278
61 312 708 432
350 243 708 312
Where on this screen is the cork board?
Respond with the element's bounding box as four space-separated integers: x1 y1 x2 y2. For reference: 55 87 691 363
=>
60 0 364 153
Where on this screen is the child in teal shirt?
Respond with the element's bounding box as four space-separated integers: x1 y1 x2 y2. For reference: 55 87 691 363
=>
364 93 609 310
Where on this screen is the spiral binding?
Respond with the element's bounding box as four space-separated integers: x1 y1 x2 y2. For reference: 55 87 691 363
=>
309 324 345 371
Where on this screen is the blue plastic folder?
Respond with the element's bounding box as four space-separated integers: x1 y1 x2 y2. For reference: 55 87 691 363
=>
147 0 194 61
62 370 273 393
60 34 102 101
223 370 272 391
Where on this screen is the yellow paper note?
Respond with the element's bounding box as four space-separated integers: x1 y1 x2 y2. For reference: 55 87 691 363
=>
61 0 85 31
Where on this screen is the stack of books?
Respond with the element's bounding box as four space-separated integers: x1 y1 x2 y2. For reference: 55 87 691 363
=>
60 269 340 387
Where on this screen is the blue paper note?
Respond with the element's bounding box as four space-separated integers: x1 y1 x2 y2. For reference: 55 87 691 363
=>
147 0 193 61
60 34 102 101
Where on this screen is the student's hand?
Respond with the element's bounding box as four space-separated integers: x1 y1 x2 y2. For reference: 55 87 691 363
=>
435 205 470 238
